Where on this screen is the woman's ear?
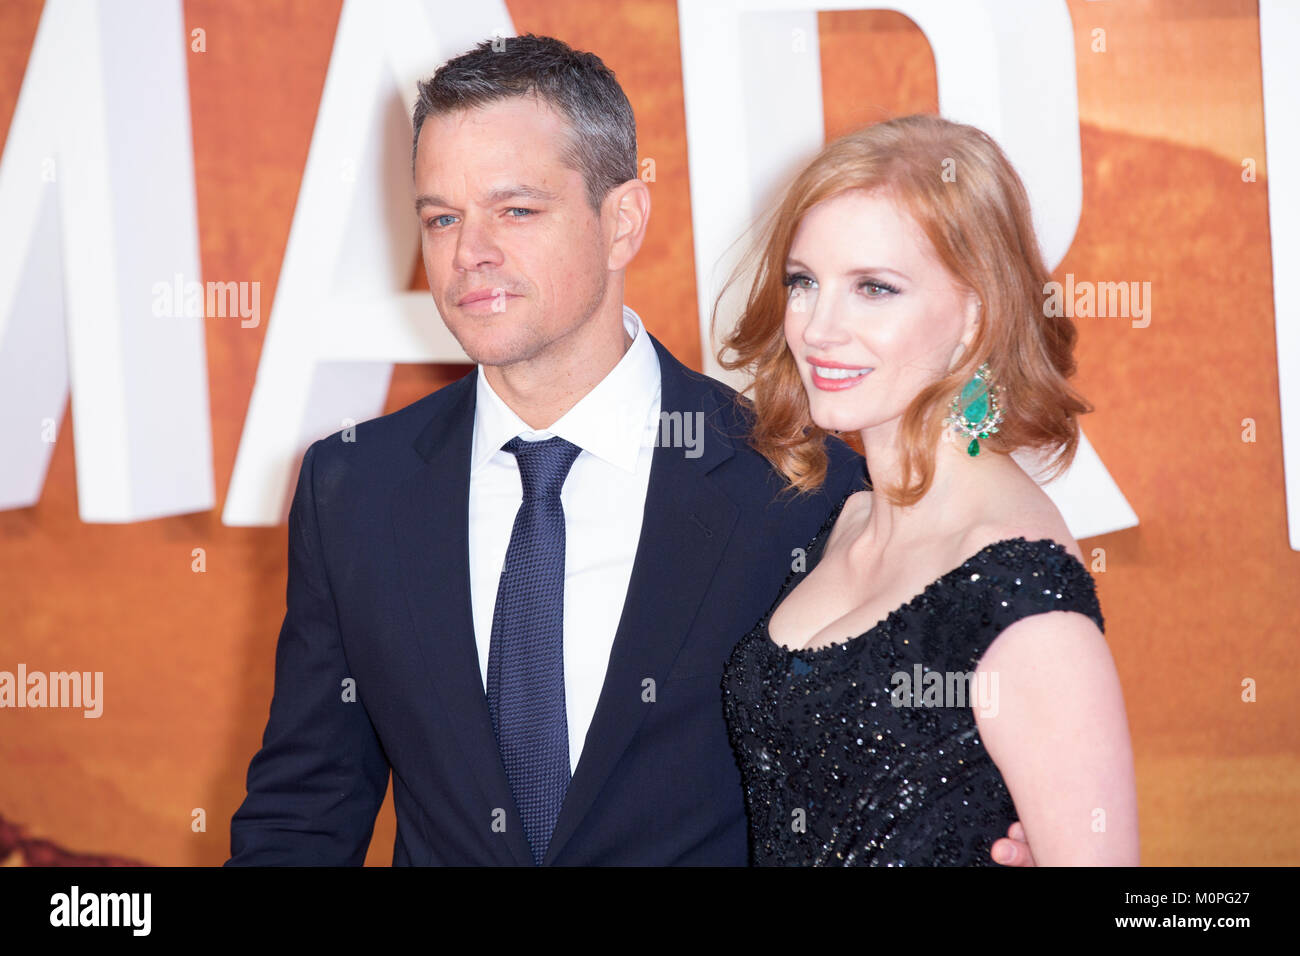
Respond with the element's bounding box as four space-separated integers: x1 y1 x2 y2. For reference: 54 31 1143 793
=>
948 293 982 373
960 292 982 350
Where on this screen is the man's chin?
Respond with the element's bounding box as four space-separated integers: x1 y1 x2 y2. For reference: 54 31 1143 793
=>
454 335 546 370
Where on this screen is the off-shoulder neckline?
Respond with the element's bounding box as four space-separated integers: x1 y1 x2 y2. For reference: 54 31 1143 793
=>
762 490 1089 658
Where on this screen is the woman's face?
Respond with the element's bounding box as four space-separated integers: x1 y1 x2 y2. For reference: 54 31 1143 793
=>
783 189 980 438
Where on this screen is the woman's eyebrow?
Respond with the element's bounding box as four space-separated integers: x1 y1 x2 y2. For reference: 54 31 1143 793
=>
783 257 910 281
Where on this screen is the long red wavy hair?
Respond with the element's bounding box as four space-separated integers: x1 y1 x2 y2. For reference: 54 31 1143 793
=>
713 114 1093 505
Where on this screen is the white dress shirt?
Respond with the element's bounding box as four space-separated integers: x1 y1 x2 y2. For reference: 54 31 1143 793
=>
467 305 662 775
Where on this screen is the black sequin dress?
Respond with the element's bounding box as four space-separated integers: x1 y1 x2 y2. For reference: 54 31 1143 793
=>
721 489 1105 866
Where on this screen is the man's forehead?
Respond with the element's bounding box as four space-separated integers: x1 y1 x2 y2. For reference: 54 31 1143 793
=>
427 92 569 136
415 104 577 191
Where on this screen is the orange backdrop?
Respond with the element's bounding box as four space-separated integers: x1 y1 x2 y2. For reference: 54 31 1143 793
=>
0 0 1295 866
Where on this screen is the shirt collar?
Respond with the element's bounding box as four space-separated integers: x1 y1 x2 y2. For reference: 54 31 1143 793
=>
470 304 661 476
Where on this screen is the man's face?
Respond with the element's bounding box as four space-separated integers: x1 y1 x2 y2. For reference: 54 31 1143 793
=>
413 95 610 368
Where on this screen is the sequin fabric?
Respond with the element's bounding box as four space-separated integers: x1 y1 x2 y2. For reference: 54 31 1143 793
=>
721 490 1105 866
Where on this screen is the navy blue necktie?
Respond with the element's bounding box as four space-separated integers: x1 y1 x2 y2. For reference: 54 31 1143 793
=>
486 434 582 865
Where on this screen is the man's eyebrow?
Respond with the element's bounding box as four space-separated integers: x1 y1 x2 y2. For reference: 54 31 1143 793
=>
414 184 560 213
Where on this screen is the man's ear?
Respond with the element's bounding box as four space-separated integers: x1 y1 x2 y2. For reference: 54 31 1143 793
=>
604 178 651 272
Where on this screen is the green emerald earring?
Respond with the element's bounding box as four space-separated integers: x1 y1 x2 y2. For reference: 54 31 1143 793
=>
943 362 1004 457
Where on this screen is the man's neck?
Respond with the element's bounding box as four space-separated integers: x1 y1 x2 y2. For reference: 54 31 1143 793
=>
484 310 634 431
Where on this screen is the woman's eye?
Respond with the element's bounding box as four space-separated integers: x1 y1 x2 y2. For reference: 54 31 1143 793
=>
781 273 898 297
860 279 899 297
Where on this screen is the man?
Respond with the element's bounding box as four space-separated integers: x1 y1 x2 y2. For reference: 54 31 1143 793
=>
226 33 1034 866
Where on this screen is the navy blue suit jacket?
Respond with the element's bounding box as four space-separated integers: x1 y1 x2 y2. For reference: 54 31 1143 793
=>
227 333 867 865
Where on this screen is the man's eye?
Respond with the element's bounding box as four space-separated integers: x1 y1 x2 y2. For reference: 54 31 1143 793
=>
506 207 534 218
425 214 456 229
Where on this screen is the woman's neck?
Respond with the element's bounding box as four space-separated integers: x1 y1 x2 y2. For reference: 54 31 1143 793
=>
856 421 1014 551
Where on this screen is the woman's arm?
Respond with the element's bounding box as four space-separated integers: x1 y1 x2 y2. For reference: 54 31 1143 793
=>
972 610 1140 865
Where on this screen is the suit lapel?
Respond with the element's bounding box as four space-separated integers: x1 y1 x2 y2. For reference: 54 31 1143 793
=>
391 368 534 866
542 334 738 864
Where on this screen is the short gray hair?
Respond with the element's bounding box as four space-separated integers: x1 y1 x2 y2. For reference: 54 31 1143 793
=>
411 34 637 210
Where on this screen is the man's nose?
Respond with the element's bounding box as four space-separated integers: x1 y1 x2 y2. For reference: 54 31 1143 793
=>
452 216 504 271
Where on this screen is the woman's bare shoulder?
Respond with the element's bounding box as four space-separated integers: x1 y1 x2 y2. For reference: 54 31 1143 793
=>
956 481 1083 566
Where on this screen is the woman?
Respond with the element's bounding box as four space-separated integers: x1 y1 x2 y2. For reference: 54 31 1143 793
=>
718 114 1139 866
